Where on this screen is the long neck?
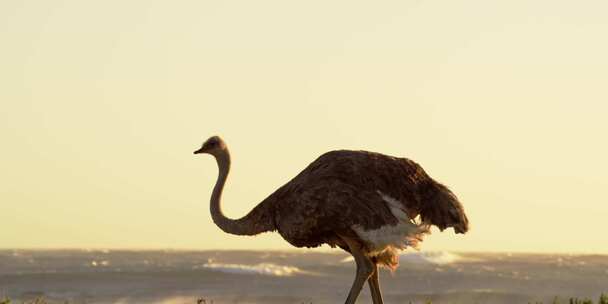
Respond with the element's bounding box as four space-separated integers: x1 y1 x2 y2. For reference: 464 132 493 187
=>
210 148 274 236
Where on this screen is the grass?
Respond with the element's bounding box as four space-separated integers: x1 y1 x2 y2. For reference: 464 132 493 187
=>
1 294 607 304
526 293 608 304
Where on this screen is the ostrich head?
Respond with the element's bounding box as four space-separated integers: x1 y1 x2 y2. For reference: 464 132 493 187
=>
193 135 227 156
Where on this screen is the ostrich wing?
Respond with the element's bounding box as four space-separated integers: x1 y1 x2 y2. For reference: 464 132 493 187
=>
265 150 468 248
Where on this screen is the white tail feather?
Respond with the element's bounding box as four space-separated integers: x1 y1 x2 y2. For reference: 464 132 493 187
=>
352 191 430 267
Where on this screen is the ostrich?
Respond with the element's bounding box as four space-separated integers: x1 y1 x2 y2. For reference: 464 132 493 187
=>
193 136 469 304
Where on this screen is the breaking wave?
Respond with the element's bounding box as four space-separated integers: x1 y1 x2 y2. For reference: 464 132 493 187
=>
196 262 302 276
113 296 196 304
340 251 462 265
400 251 462 265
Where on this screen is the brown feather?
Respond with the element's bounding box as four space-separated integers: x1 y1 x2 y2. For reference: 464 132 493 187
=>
254 150 469 248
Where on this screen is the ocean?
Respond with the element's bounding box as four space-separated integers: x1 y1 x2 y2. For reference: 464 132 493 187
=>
1 250 606 303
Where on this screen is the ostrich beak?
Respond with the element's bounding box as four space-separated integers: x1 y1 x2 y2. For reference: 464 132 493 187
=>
193 148 205 154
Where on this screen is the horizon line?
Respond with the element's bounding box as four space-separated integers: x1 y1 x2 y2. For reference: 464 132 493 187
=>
1 247 607 256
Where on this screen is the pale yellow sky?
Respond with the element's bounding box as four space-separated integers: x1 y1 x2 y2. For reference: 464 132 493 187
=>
1 1 607 253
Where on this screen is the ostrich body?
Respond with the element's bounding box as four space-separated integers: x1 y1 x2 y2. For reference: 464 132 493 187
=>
194 136 469 304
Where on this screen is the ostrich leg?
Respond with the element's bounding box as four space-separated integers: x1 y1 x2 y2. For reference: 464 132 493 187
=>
368 263 384 304
342 237 374 304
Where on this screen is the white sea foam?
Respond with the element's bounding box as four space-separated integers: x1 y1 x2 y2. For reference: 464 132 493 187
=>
157 296 198 304
340 251 462 265
113 296 195 304
400 251 462 265
90 260 110 267
197 262 302 276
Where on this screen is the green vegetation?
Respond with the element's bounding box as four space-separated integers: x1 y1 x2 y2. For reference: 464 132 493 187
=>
0 298 61 304
527 293 608 304
1 294 606 304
